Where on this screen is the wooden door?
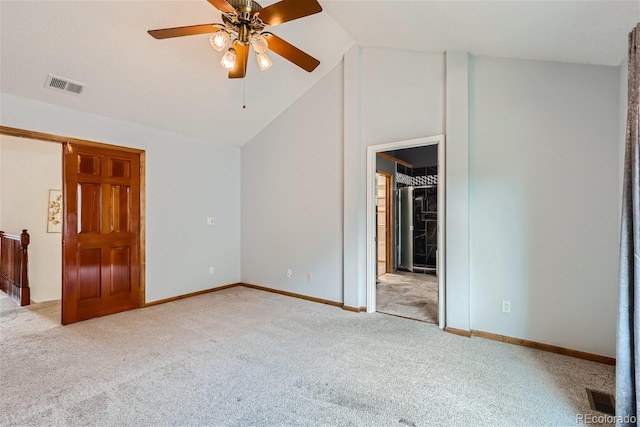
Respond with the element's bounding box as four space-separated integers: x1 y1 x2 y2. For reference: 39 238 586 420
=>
62 143 141 324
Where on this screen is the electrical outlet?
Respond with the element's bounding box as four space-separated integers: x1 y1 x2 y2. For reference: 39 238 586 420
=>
207 217 215 225
307 273 313 282
286 269 292 279
502 300 511 313
209 267 215 275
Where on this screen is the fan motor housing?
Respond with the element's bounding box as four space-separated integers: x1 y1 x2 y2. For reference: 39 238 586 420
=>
224 1 263 23
223 0 265 42
227 0 262 16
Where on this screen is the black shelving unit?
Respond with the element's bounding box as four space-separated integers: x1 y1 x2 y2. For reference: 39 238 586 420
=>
397 163 438 273
412 186 437 271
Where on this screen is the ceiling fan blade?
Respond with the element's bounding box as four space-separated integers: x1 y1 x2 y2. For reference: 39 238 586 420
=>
148 24 222 39
264 33 320 72
229 43 249 79
206 0 236 14
258 0 322 27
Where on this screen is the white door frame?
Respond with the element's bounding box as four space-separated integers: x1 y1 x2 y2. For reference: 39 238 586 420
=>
366 135 446 329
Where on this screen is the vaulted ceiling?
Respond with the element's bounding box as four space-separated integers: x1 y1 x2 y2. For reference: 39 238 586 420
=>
1 1 637 147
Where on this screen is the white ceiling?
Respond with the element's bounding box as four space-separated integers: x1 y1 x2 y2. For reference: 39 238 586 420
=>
323 0 640 67
1 1 638 147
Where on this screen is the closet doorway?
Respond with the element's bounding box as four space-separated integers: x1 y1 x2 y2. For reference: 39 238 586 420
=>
366 135 445 328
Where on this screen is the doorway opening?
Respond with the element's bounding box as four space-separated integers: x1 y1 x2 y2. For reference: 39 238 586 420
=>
0 134 62 307
366 135 445 328
0 126 146 325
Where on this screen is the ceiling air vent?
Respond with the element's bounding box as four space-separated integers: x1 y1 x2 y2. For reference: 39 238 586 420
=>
44 74 86 96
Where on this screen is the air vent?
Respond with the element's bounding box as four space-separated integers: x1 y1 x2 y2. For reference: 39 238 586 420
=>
586 388 615 415
44 74 86 96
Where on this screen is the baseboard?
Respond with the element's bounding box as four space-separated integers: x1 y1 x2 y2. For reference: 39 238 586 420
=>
471 330 615 366
143 281 347 312
445 327 472 338
239 283 343 308
342 305 367 313
144 283 241 307
241 283 365 312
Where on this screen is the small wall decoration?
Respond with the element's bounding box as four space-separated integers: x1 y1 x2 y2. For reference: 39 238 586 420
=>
47 189 62 233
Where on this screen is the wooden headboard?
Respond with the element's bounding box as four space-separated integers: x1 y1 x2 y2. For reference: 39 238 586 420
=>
0 230 30 306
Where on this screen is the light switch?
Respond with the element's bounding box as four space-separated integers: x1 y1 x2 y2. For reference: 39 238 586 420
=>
207 217 215 225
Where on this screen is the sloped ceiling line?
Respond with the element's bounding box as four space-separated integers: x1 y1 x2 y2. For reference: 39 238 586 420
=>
0 1 636 146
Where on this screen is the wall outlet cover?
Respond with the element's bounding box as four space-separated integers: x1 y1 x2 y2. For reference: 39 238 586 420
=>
502 300 511 313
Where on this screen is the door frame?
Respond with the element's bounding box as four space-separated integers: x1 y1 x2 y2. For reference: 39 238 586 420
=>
366 135 446 329
0 126 146 317
375 170 393 275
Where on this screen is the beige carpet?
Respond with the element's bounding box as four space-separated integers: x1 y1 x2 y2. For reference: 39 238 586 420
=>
1 287 615 426
377 272 438 323
0 293 61 340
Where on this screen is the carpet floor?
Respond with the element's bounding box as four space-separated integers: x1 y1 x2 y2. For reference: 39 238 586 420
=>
1 287 615 426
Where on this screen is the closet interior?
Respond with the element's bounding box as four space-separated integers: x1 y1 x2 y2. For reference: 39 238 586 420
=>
375 143 439 324
398 165 438 273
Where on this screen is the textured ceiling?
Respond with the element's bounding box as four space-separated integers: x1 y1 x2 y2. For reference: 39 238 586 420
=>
1 1 637 147
322 0 640 67
0 0 354 146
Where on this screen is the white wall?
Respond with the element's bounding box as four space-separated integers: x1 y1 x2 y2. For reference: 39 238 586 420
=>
2 49 622 357
342 46 362 308
469 56 620 357
242 48 446 308
445 51 471 330
242 47 621 357
241 63 344 303
344 47 446 308
0 135 62 302
0 93 241 303
360 48 446 145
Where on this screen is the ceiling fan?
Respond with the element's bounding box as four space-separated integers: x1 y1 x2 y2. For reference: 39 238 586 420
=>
148 0 322 79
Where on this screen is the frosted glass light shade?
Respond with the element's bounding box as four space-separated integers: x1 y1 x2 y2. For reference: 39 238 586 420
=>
209 30 230 51
221 47 237 70
249 33 268 54
256 52 273 71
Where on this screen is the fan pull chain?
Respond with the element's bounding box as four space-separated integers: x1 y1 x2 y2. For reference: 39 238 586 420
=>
243 79 246 109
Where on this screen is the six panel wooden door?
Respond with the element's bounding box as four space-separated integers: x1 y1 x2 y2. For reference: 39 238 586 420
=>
62 143 141 324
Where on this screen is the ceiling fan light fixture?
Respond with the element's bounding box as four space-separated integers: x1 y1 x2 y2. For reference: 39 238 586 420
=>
221 47 237 70
148 0 323 79
210 30 230 51
256 51 273 71
249 32 268 54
